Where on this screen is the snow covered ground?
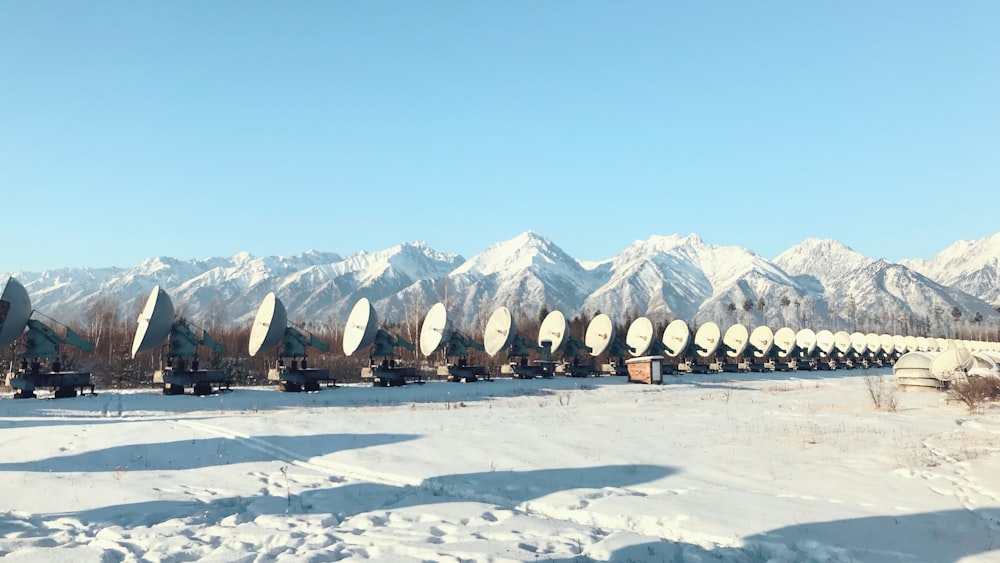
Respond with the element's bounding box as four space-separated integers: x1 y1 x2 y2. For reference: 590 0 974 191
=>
1 368 999 562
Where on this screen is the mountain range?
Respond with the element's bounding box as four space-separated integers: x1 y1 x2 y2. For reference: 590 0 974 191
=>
4 231 999 336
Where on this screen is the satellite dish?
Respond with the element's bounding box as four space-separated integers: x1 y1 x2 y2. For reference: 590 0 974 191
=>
850 332 868 355
915 336 929 352
749 326 774 358
662 319 691 358
132 285 175 358
585 314 614 357
0 277 32 348
833 331 852 355
538 310 568 353
879 334 894 355
865 333 882 354
796 328 817 356
816 330 836 355
893 334 907 354
626 317 655 357
904 335 919 353
722 323 749 358
342 297 378 356
483 307 514 356
930 348 975 380
935 337 949 351
249 292 289 356
694 322 721 358
773 327 797 358
419 302 449 356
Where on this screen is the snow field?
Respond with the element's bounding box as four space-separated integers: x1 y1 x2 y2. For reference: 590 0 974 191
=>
1 369 999 562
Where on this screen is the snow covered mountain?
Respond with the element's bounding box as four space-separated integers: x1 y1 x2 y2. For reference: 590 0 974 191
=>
3 231 999 336
776 239 996 334
901 232 1000 307
581 234 807 328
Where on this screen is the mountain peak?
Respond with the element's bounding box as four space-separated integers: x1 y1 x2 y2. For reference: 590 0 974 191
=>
774 238 874 280
452 231 566 277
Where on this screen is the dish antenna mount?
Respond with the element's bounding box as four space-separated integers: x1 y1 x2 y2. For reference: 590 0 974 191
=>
131 285 229 395
482 307 554 378
343 297 416 386
2 277 95 399
249 292 334 392
586 314 631 376
419 302 488 382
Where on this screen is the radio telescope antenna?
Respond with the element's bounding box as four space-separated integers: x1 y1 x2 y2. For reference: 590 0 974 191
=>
130 285 228 396
719 323 750 373
343 297 416 386
661 320 691 359
586 313 629 376
815 329 836 370
2 277 96 399
585 314 614 357
419 302 487 382
687 321 722 374
832 330 853 369
850 332 868 368
746 325 775 372
892 334 908 358
772 327 797 371
249 292 333 392
795 328 818 370
482 306 551 378
626 317 669 358
0 277 31 349
484 307 515 357
540 310 594 377
538 310 569 355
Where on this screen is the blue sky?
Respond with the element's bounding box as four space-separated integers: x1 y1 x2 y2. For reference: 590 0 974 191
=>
2 1 998 273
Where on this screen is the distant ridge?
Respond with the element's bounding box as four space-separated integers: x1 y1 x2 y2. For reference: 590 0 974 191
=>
4 231 999 334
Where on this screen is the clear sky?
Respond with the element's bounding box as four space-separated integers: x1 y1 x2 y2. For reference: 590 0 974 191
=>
2 1 998 273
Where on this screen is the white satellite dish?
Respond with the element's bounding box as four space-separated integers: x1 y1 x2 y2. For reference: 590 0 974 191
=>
833 331 852 356
749 326 774 358
419 302 449 357
892 334 907 354
585 314 614 357
343 297 378 356
795 328 817 356
722 323 749 358
662 319 691 359
0 277 32 348
131 285 175 358
930 348 975 380
773 327 797 358
879 334 895 355
694 322 721 358
935 337 949 351
850 332 868 355
815 329 836 355
865 333 882 355
915 336 930 352
249 292 289 356
904 335 919 353
483 307 514 357
538 310 568 353
626 317 655 357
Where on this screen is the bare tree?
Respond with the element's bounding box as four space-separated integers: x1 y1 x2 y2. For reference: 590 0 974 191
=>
741 297 753 326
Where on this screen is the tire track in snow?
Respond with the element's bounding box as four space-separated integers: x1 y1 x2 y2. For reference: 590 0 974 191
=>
173 419 419 488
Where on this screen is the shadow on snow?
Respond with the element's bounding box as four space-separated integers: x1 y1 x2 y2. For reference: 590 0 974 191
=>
0 433 418 473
